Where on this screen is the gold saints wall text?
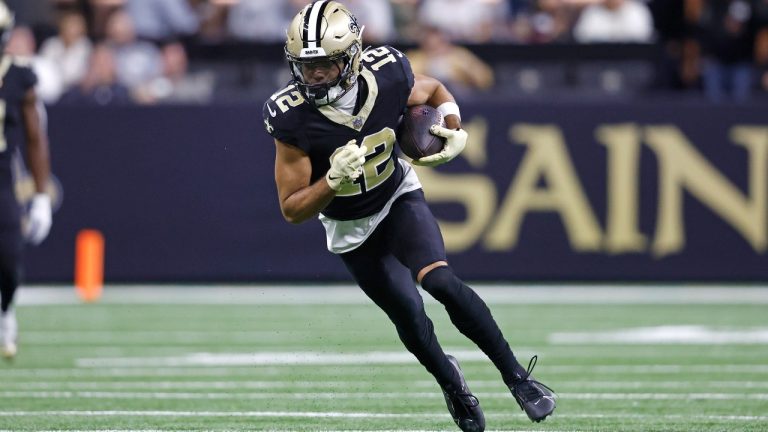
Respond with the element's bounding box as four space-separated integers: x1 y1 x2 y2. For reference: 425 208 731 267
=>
416 119 768 258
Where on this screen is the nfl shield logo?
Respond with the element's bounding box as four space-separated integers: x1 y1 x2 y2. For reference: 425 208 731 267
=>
353 117 363 129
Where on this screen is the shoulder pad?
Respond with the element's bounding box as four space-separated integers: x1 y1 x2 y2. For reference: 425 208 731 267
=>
360 46 407 71
263 84 306 138
264 85 305 119
360 45 413 94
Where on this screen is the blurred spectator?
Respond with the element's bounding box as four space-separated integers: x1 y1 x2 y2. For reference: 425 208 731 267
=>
418 0 508 43
286 0 395 43
50 0 98 39
227 0 290 42
125 0 199 43
5 0 57 40
135 41 214 104
104 9 163 91
755 0 768 92
406 26 494 96
683 0 768 102
38 11 92 91
4 26 63 103
343 0 396 43
648 0 688 89
390 0 421 42
85 0 124 40
58 43 133 105
508 0 533 18
513 0 578 44
189 0 228 42
573 0 654 43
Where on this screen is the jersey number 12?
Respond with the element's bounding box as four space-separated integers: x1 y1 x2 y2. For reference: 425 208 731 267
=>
331 127 396 197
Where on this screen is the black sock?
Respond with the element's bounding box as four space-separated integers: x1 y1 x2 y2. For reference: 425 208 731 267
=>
421 266 527 386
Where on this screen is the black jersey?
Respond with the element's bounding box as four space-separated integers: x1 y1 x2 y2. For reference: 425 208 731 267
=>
0 56 37 192
263 46 415 221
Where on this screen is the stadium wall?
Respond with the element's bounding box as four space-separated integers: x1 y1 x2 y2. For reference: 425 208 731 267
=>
22 101 768 282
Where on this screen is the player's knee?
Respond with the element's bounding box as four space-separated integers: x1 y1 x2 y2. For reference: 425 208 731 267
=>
416 261 447 282
420 265 462 299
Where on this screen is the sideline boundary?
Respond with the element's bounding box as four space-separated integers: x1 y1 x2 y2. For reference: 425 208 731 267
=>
17 285 768 305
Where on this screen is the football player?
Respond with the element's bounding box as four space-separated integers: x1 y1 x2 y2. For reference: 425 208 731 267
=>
0 1 52 359
263 2 555 429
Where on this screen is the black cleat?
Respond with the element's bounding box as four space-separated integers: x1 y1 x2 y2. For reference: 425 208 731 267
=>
441 355 485 432
509 356 556 423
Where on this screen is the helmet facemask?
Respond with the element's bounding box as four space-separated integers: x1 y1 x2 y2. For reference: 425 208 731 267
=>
286 42 360 106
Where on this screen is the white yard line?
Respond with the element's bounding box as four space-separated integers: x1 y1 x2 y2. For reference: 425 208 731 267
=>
3 364 768 378
75 350 488 367
10 380 768 390
550 326 768 344
73 351 768 371
0 368 261 377
0 391 766 401
0 411 764 423
548 364 768 373
535 380 768 389
18 330 305 343
0 430 580 432
3 381 362 390
0 429 580 432
16 285 768 305
0 410 431 418
0 430 579 432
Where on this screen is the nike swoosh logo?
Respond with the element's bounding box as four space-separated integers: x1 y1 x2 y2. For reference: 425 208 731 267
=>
328 175 342 181
267 104 277 117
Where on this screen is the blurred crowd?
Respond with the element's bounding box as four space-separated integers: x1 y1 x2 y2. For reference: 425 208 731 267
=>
5 0 768 104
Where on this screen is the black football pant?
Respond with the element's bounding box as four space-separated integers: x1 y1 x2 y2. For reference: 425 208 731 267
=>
340 189 526 388
0 191 22 313
0 225 21 314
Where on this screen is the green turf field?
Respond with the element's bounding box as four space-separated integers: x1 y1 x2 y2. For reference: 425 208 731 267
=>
1 286 767 432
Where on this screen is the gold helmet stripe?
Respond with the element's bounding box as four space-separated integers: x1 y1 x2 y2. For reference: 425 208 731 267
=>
304 0 329 49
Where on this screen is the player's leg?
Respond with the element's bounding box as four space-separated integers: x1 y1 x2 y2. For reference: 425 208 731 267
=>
339 227 461 388
420 266 528 380
0 225 22 359
340 227 485 432
421 265 556 422
387 190 556 422
385 190 526 380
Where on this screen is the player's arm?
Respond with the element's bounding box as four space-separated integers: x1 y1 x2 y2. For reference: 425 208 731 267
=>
274 139 334 224
22 88 50 193
21 88 53 245
407 73 461 129
274 138 366 224
407 73 467 167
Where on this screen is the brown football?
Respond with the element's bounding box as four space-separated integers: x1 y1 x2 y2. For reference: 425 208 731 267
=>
396 104 446 160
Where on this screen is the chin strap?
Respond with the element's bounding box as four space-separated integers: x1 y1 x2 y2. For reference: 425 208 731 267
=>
309 80 354 107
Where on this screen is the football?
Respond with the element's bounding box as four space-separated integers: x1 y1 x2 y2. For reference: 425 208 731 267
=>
396 104 446 160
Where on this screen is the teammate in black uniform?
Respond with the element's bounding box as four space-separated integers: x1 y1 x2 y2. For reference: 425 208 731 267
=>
0 2 52 359
263 2 555 429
